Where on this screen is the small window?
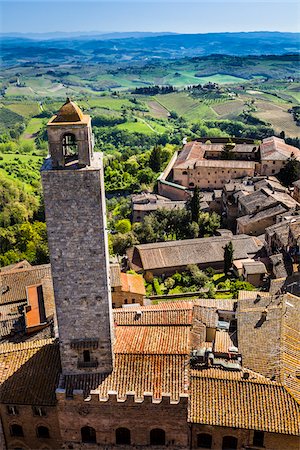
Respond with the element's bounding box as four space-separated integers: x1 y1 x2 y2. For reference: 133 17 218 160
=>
81 426 96 444
182 171 187 175
7 405 19 415
112 303 116 308
253 431 264 447
272 169 275 174
222 436 237 450
189 182 195 187
10 424 24 437
150 428 165 446
132 299 135 304
124 299 128 304
116 427 131 445
32 406 46 417
273 161 276 164
83 350 91 363
37 426 50 439
197 433 212 448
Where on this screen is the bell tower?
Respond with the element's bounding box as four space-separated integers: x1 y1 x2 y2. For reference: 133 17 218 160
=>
41 99 114 375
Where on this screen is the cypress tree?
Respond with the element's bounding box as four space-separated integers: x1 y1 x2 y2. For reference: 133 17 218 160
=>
224 241 234 274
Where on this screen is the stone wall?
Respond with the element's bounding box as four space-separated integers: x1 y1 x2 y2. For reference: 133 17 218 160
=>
111 289 145 308
56 392 188 448
190 424 299 449
41 154 114 375
1 404 62 450
173 165 255 190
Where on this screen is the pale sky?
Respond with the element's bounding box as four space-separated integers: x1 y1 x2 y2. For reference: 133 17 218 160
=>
1 0 299 34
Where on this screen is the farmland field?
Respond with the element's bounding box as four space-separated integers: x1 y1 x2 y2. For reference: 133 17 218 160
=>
253 101 300 137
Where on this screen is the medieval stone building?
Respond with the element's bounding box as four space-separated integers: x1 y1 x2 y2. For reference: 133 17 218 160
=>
0 100 299 450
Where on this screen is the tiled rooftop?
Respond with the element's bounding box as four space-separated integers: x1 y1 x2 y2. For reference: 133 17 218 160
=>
0 339 60 405
0 264 51 305
129 235 263 271
189 369 300 435
114 325 190 354
113 303 193 326
260 136 300 161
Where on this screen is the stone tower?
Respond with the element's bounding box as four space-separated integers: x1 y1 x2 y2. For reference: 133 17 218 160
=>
41 98 114 375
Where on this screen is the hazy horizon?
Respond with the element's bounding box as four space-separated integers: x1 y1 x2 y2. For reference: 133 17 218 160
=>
1 1 299 34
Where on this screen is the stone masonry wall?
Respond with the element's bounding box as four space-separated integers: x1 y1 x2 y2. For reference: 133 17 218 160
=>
41 154 114 375
56 392 188 448
1 404 62 450
191 424 299 449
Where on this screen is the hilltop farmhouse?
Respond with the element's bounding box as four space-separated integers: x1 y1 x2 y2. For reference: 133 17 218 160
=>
0 101 299 450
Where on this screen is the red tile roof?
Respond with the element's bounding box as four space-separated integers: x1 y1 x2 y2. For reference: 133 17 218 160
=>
0 339 60 405
114 325 190 354
113 302 193 326
189 369 300 435
120 272 146 296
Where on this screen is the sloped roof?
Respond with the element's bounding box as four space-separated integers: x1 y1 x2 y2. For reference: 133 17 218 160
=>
237 204 287 226
114 302 193 326
0 339 60 405
120 273 146 296
0 260 31 273
52 98 84 123
129 235 263 271
63 354 188 401
260 136 300 161
189 369 300 435
110 263 122 288
0 264 51 305
114 325 189 354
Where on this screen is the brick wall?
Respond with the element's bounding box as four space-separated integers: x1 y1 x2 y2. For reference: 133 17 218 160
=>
56 392 188 448
1 404 62 450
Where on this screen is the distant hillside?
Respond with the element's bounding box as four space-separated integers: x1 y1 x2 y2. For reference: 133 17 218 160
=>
1 32 299 66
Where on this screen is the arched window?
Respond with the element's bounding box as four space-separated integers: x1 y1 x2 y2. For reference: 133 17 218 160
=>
81 426 96 444
150 428 165 446
83 350 90 363
62 133 78 158
116 427 131 445
197 433 212 448
222 436 238 450
10 424 24 437
37 426 50 438
189 182 195 187
182 171 188 175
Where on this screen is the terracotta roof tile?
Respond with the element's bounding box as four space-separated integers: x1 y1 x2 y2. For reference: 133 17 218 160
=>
0 264 51 305
0 339 60 405
114 325 190 354
214 330 235 354
120 273 146 296
189 370 300 435
129 235 263 271
260 136 300 161
113 302 193 325
63 354 188 401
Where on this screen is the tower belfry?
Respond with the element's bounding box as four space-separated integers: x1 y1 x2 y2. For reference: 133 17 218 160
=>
41 99 114 375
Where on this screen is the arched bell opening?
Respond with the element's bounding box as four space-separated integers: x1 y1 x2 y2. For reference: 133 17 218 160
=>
62 133 78 162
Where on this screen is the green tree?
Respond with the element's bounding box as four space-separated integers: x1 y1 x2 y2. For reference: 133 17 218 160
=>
223 241 234 274
115 219 132 234
278 155 300 187
149 146 162 172
187 186 201 222
221 142 235 160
